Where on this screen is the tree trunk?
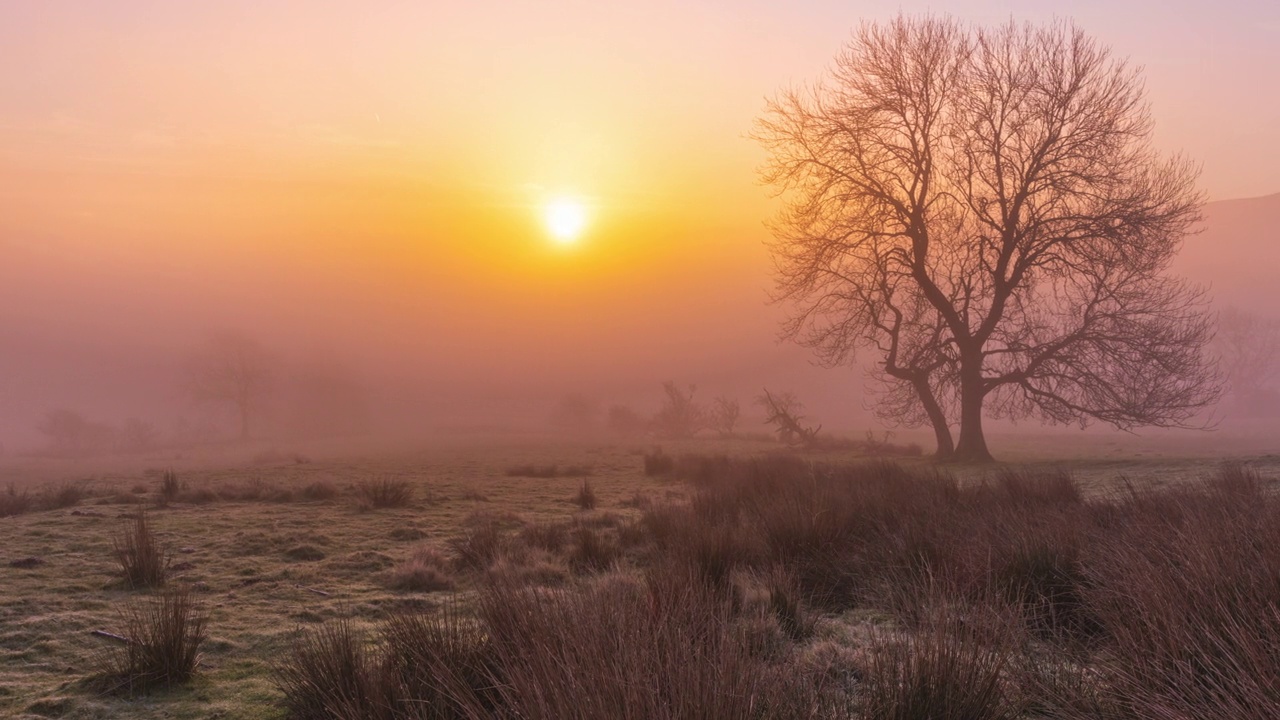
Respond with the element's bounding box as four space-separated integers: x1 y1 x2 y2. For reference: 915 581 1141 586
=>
912 377 955 460
238 404 250 441
954 357 993 462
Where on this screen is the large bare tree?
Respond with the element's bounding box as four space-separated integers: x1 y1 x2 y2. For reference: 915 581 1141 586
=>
756 16 1220 461
185 331 273 441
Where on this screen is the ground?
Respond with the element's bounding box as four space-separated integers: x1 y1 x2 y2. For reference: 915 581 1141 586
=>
1 431 1278 719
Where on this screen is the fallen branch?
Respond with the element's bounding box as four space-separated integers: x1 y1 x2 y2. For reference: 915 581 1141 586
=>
91 629 132 644
295 584 330 597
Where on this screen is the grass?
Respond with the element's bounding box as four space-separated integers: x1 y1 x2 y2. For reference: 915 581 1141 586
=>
157 469 181 507
385 545 455 592
113 511 167 589
354 476 415 509
1 483 33 516
573 479 596 510
506 464 593 478
5 438 1280 719
94 586 208 696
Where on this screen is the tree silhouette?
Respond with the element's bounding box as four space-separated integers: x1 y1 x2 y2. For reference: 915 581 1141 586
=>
184 332 273 441
756 16 1220 460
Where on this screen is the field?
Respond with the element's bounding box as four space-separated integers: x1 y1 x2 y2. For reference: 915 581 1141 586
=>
2 433 1279 719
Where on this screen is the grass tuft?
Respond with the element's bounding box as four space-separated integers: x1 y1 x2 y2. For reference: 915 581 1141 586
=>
574 479 597 510
114 511 167 589
354 477 414 509
95 586 207 696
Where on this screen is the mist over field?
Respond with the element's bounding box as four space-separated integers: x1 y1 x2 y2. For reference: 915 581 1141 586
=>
2 2 1278 458
2 193 1278 454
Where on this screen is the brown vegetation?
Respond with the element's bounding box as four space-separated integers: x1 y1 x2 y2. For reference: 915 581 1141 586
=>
94 586 207 696
113 512 167 589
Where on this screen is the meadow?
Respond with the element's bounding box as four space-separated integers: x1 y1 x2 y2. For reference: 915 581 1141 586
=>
2 435 1279 719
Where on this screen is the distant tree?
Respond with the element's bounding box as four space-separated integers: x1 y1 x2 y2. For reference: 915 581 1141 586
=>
756 390 821 447
652 382 706 439
39 409 115 457
1215 306 1280 416
709 396 741 437
756 16 1220 460
550 393 600 430
118 418 158 453
184 332 273 441
606 404 645 435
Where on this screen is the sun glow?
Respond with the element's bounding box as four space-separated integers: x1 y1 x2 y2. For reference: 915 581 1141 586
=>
543 196 589 244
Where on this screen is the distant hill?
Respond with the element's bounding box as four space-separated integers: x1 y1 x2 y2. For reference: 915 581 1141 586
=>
1175 192 1280 314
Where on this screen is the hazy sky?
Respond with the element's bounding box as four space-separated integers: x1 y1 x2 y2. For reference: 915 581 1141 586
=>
0 1 1277 442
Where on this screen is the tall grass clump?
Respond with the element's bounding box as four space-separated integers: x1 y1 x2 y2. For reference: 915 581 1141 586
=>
114 511 167 589
643 448 675 476
274 616 385 719
573 479 597 510
95 586 207 696
477 574 823 719
859 607 1022 720
379 607 502 717
0 484 33 517
385 546 455 593
355 477 415 509
157 469 181 507
1084 474 1280 718
43 482 85 509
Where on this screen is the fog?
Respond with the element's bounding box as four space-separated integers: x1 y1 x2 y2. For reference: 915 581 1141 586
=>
1 191 1276 455
2 2 1278 458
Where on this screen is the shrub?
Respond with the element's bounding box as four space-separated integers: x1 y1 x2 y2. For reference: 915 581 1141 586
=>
0 484 32 517
114 512 167 589
574 480 597 510
157 470 181 507
95 586 207 696
355 477 414 509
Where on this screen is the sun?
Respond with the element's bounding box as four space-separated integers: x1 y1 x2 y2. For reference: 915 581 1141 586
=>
543 196 588 244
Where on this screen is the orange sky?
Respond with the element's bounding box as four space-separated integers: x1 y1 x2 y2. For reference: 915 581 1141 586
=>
0 1 1277 442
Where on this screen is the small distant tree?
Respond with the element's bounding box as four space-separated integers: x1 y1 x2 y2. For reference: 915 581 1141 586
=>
39 409 116 457
652 382 705 439
550 394 600 430
1215 306 1280 416
184 332 273 441
757 390 821 446
606 404 645 435
118 418 158 453
709 396 741 437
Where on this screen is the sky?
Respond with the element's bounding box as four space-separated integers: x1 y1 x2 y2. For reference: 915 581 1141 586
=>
0 1 1277 445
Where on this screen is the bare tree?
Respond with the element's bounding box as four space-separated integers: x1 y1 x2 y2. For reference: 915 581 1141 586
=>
1215 306 1280 416
184 332 273 441
652 381 705 439
757 389 821 447
757 16 1220 460
709 396 741 437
